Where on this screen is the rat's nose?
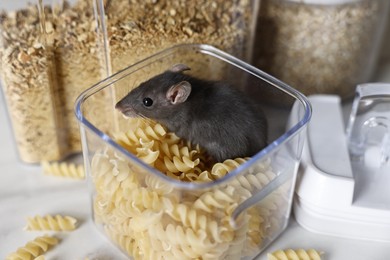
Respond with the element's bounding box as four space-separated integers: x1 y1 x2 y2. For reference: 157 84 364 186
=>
115 100 135 118
115 101 123 111
115 100 129 113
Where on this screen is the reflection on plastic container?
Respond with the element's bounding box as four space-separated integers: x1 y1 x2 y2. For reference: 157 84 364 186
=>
75 44 311 259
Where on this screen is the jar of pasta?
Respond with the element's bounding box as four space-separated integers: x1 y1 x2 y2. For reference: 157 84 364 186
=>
253 0 390 100
75 44 311 259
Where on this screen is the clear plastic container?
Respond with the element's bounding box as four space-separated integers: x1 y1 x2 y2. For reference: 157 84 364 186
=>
0 0 108 163
75 44 311 259
254 0 390 100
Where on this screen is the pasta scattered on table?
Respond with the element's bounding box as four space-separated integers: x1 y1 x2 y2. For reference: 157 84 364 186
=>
41 161 85 179
267 249 324 260
5 235 58 260
24 214 78 231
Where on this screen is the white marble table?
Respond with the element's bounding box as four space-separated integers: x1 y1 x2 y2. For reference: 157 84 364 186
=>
1 60 390 259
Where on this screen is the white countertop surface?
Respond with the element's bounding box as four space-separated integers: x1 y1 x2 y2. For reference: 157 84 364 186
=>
1 61 390 260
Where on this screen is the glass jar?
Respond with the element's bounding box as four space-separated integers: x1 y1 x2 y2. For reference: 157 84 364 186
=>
102 0 261 74
75 44 311 259
254 0 390 100
0 0 109 163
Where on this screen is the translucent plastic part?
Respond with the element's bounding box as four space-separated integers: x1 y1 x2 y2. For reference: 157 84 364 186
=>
346 83 390 210
75 44 311 259
347 83 390 169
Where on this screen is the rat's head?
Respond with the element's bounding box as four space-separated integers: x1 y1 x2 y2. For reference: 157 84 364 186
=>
115 64 193 120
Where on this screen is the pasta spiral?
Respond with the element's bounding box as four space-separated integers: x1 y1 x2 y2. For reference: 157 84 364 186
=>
114 119 206 181
41 161 85 179
5 235 58 260
24 215 77 231
267 249 323 260
210 158 248 179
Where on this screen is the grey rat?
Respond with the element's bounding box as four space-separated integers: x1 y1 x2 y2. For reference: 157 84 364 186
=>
115 64 268 162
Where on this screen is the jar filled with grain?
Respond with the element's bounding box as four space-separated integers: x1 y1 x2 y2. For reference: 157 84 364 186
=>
103 0 261 73
254 0 390 100
1 0 260 163
0 0 109 163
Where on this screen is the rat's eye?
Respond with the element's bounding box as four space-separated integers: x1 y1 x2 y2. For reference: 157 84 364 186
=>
143 97 153 107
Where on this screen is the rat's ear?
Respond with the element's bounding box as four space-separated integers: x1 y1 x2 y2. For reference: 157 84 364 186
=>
168 64 191 73
166 81 192 104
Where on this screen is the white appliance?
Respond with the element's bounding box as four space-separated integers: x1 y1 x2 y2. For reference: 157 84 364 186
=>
294 83 390 242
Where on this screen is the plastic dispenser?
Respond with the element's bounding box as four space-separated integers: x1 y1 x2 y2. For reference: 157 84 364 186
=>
294 83 390 241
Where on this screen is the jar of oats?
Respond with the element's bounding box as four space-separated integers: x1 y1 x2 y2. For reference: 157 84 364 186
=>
0 1 109 163
254 0 390 100
103 0 261 74
1 0 260 163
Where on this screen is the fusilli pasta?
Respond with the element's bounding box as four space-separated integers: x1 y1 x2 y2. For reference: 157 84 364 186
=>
89 118 292 259
113 119 207 182
24 214 77 231
5 235 58 260
267 249 323 260
41 161 85 179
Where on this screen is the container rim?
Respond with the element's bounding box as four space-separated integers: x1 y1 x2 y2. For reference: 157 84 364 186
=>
75 43 312 190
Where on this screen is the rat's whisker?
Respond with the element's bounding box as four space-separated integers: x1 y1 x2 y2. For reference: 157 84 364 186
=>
136 113 154 125
129 81 137 91
143 117 155 125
